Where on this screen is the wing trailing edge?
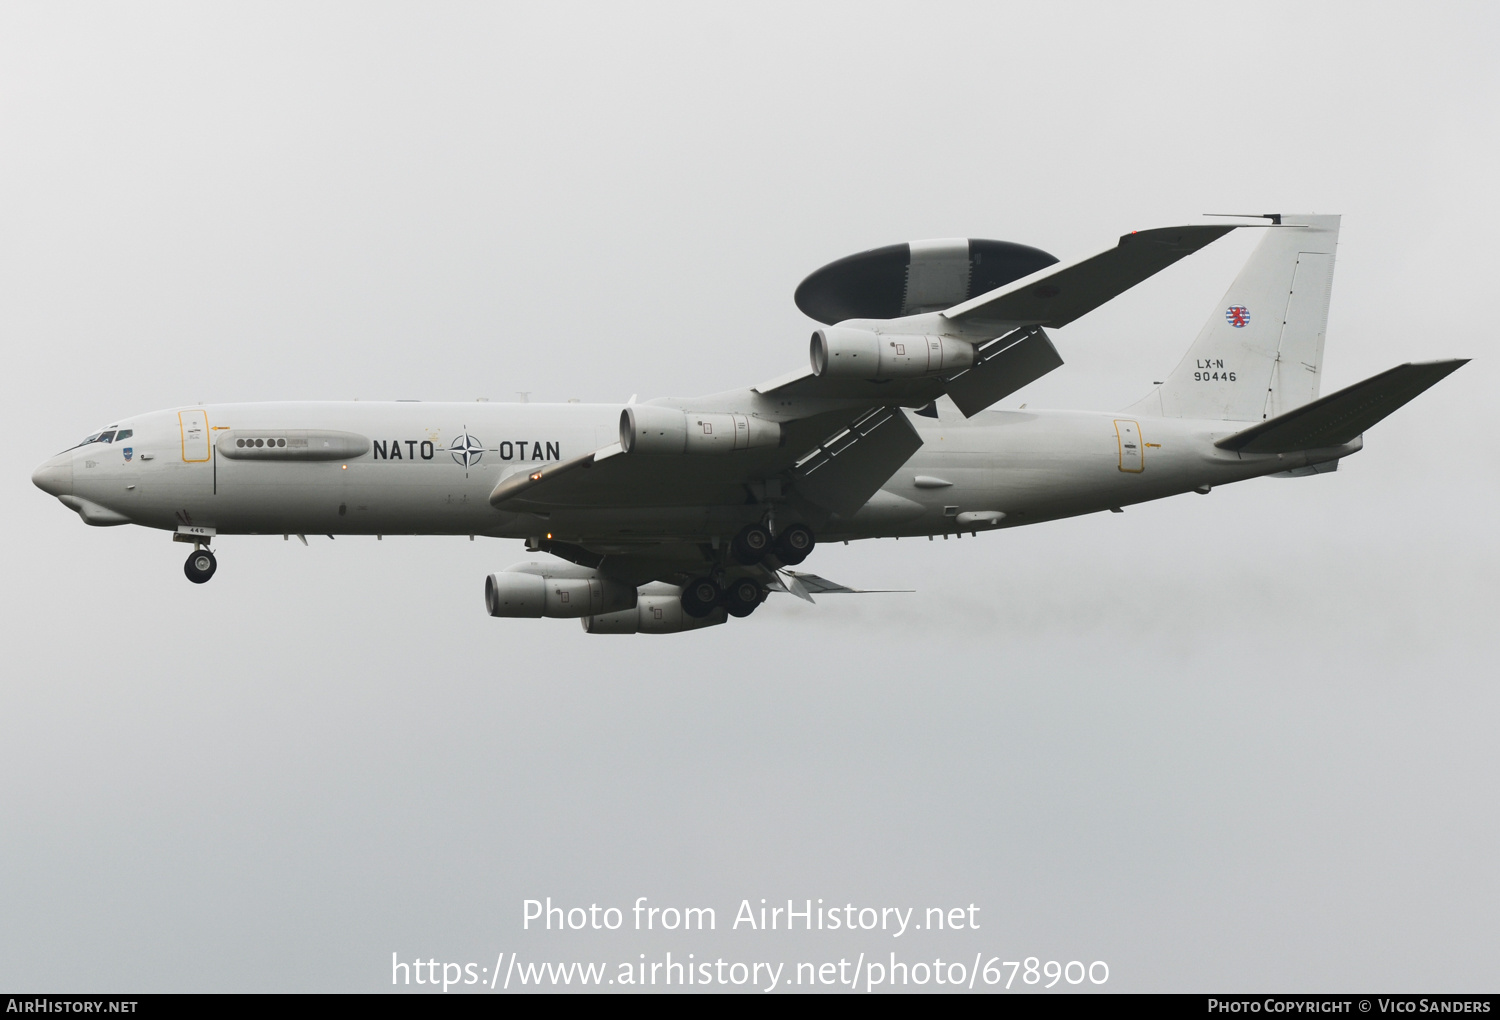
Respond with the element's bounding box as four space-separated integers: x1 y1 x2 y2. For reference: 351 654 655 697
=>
791 406 925 518
944 326 1063 417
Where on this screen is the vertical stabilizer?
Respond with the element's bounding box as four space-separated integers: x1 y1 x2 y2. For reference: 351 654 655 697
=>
1128 214 1339 421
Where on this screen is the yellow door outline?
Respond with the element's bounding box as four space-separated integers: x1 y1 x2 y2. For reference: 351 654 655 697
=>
179 410 211 462
1114 419 1144 473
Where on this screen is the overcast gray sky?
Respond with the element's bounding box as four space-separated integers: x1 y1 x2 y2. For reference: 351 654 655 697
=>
2 1 1496 993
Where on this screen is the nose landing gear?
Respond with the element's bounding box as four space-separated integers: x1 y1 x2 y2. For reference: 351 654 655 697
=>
184 547 217 584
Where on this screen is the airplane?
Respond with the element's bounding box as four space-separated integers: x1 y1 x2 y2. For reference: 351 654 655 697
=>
31 213 1465 634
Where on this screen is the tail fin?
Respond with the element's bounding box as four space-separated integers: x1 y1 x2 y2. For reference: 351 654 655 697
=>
1128 214 1340 421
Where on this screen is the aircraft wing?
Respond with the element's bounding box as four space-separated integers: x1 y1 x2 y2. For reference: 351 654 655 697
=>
942 224 1236 331
754 325 1065 420
756 224 1237 416
491 222 1241 518
489 405 923 519
489 437 803 510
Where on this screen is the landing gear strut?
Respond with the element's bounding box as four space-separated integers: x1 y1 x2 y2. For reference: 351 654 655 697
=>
184 547 217 584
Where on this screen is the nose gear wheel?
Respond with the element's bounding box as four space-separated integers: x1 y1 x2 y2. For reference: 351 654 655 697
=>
184 548 218 584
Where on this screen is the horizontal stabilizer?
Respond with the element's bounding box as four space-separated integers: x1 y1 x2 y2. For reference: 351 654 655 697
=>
1215 359 1468 454
944 224 1236 330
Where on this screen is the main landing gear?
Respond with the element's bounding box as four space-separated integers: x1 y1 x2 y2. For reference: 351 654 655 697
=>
730 524 772 565
680 575 769 620
681 522 817 620
722 577 766 618
681 577 723 618
773 523 814 566
730 522 815 567
184 546 218 584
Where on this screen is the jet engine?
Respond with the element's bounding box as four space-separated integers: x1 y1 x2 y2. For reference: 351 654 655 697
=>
484 566 636 619
581 587 727 634
809 327 974 380
620 406 781 454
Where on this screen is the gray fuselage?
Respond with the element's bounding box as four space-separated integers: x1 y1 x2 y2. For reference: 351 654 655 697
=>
35 400 1347 547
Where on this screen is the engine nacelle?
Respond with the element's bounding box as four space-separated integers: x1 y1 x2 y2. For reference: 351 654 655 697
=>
581 592 727 634
620 405 781 454
809 327 974 380
484 570 637 619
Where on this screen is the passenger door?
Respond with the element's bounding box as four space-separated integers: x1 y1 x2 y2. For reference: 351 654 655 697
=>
179 410 210 462
1114 419 1144 473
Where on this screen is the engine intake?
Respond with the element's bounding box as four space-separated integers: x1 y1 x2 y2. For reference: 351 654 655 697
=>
809 327 974 380
620 406 781 454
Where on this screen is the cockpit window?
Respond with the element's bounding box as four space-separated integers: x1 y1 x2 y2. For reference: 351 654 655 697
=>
65 432 104 452
63 428 130 453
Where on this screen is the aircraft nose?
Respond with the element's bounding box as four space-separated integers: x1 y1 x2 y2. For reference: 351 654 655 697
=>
32 454 73 497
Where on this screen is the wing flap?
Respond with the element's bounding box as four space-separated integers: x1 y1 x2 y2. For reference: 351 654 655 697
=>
945 326 1063 417
1215 359 1468 454
792 406 925 518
